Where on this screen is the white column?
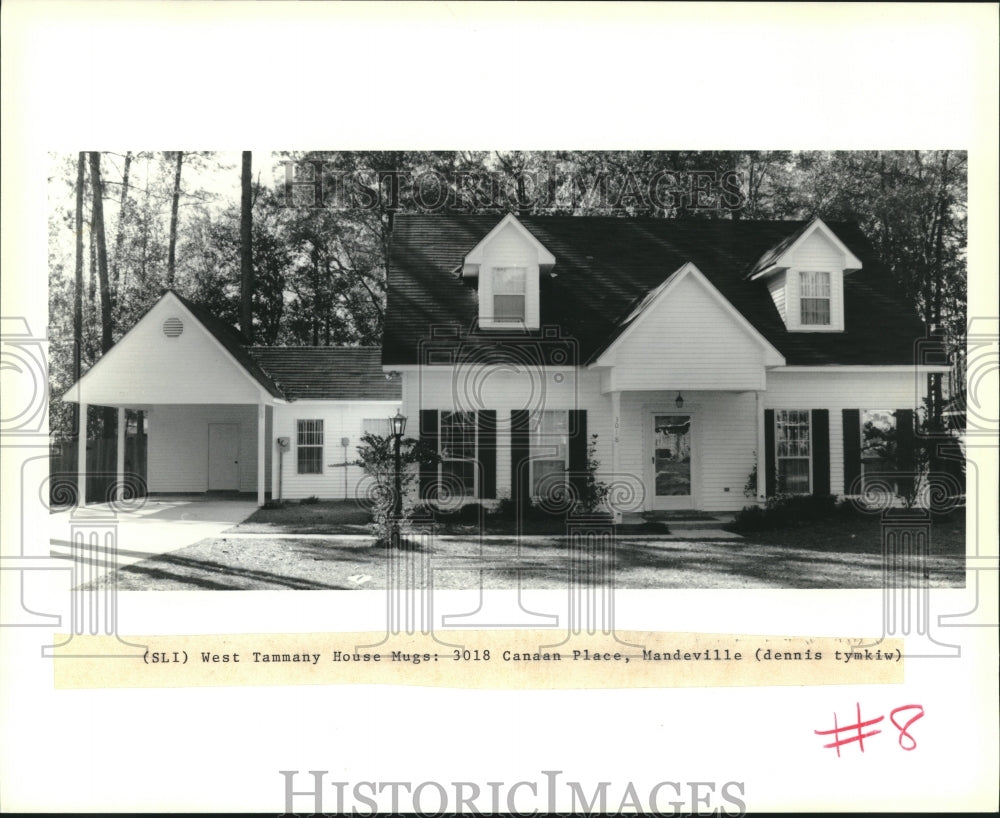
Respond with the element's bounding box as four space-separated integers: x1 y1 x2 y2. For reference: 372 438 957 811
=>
756 391 767 503
77 402 88 507
610 390 622 522
116 407 126 501
257 403 266 506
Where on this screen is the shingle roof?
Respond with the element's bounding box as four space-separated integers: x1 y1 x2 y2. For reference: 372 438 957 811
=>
248 347 401 401
382 214 928 367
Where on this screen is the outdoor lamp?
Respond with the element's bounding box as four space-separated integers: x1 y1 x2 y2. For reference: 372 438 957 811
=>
391 409 407 438
675 392 684 409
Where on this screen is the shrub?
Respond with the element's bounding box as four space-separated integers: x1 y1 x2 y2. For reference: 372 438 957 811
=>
730 493 845 532
299 495 320 505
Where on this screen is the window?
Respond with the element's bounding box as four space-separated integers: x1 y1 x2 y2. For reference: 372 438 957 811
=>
440 411 476 497
861 409 898 494
800 271 831 325
492 267 526 322
775 410 810 493
297 419 324 474
362 418 391 437
531 410 569 498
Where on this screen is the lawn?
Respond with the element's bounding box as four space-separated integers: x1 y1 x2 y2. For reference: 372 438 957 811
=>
86 501 966 591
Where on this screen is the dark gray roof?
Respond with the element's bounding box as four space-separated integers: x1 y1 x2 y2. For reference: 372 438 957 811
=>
382 214 929 367
248 347 400 401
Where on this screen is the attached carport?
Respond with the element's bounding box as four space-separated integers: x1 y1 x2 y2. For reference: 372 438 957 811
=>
62 291 284 507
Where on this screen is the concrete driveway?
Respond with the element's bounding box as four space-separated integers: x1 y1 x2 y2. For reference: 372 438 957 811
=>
49 496 257 586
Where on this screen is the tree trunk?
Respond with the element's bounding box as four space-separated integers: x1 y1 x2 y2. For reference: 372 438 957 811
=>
167 151 183 288
73 153 85 432
240 151 254 341
111 151 132 299
89 152 117 436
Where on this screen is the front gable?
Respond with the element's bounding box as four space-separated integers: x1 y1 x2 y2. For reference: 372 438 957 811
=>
65 292 273 406
592 262 784 392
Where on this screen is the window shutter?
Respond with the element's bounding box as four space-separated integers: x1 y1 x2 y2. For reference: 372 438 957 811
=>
477 410 497 500
895 409 916 498
764 409 776 497
419 409 438 500
510 409 531 512
811 409 830 496
842 409 861 494
568 409 588 501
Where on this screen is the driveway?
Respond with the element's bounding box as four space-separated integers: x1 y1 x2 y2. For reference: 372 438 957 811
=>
50 496 257 586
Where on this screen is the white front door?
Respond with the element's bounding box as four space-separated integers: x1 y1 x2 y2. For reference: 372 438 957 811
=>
650 412 694 510
208 423 240 490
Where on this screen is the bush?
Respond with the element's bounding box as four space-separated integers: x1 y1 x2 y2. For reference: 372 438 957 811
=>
299 495 320 505
730 494 847 532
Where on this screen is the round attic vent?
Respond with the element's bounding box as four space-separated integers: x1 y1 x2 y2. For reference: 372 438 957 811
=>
162 317 184 338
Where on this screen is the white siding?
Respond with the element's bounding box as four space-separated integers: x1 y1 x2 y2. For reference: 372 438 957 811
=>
477 223 541 329
766 370 926 495
791 229 843 270
272 401 401 500
148 405 260 493
766 271 787 321
75 294 265 405
604 274 768 391
617 390 757 512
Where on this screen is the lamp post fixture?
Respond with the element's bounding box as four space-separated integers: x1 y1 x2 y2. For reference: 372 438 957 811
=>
390 410 407 535
675 392 684 409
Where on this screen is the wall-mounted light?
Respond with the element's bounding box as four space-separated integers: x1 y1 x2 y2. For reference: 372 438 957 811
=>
675 392 684 409
385 370 400 381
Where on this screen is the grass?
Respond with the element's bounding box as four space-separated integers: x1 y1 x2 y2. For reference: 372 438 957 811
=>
85 502 966 591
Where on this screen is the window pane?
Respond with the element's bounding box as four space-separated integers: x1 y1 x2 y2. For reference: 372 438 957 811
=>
779 458 810 493
493 267 526 293
532 459 566 498
801 297 830 325
297 419 323 446
494 294 525 321
801 271 830 297
441 411 475 459
441 459 475 497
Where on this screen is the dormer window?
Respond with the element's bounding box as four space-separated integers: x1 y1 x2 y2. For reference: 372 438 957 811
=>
799 271 831 326
493 267 526 322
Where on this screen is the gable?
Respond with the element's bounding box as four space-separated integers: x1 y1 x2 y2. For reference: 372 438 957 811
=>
66 294 271 406
594 264 783 391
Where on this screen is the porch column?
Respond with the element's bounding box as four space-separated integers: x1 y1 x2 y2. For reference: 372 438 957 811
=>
77 402 88 507
755 391 766 503
257 403 266 506
116 407 126 501
610 391 622 522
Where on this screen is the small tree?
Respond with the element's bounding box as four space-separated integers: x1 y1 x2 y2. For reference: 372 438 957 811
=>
355 432 439 545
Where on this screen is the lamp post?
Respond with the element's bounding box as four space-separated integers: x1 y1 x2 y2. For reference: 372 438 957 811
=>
390 410 407 536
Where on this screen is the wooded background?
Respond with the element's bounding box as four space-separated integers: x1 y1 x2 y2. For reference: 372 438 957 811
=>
48 150 967 442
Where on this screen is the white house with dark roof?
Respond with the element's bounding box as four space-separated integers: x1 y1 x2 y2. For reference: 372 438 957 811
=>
63 290 401 506
382 213 950 516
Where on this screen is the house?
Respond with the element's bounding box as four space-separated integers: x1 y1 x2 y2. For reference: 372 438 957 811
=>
382 213 949 516
62 290 401 506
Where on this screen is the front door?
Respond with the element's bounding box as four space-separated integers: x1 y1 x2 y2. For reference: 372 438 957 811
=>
208 423 240 490
650 413 693 510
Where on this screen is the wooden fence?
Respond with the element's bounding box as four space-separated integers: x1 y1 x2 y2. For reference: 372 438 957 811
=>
49 434 147 505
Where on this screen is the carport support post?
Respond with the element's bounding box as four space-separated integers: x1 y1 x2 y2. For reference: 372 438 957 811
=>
116 407 126 501
257 403 266 506
755 391 766 504
76 401 88 507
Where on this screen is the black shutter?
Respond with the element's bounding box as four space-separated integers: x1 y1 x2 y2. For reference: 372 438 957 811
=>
477 410 497 500
764 409 776 497
568 409 588 501
510 409 531 513
419 409 438 500
895 409 916 498
842 409 861 494
811 409 830 496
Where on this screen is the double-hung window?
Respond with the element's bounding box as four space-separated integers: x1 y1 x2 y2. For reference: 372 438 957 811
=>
775 410 811 493
800 271 831 326
531 410 569 498
493 267 526 322
440 411 476 497
297 419 324 474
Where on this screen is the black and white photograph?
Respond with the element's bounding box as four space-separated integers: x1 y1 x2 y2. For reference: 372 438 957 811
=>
1 2 997 815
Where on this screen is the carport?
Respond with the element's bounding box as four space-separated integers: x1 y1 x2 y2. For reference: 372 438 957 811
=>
62 291 284 507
